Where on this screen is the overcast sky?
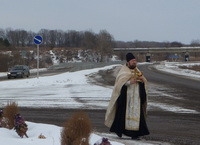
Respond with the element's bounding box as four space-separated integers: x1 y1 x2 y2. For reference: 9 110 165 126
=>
1 0 200 44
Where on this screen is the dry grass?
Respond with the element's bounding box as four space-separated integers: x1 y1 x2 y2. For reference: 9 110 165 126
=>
61 111 92 145
3 102 20 129
179 65 200 72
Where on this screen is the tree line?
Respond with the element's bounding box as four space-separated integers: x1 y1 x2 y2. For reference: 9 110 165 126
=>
0 28 116 71
0 28 114 55
1 28 200 51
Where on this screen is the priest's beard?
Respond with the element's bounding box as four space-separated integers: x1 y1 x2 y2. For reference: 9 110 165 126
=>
128 65 136 69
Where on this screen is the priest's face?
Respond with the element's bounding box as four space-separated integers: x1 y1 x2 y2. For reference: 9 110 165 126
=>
128 59 137 69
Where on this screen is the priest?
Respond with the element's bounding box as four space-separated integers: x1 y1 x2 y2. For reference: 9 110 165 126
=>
105 52 150 139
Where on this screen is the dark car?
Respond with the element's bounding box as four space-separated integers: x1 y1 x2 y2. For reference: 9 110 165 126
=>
7 65 30 79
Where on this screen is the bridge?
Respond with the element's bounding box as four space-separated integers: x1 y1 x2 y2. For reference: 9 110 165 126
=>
113 47 200 62
113 47 200 53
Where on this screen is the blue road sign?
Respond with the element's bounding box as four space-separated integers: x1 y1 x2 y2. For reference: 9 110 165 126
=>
34 35 43 45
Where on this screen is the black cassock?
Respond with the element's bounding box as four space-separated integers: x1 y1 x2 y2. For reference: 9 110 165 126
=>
110 82 150 138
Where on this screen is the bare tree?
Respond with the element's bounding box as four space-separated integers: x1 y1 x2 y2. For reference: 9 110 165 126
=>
49 30 57 48
6 28 19 47
82 31 97 50
18 30 28 47
190 39 200 46
0 28 5 38
26 31 36 46
170 41 183 47
39 29 49 47
97 30 114 61
56 30 65 47
67 30 83 47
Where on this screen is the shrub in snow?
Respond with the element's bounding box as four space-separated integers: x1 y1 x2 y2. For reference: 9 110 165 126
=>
38 133 46 139
61 111 92 145
3 102 19 129
14 113 28 138
0 110 9 128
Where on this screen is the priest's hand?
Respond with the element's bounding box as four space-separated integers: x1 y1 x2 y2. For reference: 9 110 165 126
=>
130 78 137 84
137 76 144 82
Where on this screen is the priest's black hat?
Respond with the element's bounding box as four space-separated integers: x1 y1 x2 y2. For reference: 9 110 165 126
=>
126 53 135 62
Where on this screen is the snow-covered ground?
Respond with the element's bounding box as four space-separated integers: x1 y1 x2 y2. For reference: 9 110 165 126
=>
0 121 122 145
155 61 200 80
0 61 200 145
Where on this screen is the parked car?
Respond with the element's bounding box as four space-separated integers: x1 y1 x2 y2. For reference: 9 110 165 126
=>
7 65 30 79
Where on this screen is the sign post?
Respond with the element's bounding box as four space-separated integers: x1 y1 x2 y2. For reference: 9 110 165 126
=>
34 35 43 78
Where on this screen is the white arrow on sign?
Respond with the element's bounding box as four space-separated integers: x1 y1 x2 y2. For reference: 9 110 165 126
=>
34 37 42 42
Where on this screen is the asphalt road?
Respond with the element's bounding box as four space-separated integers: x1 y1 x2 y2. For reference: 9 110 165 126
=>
2 64 200 145
139 64 200 145
141 64 200 112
